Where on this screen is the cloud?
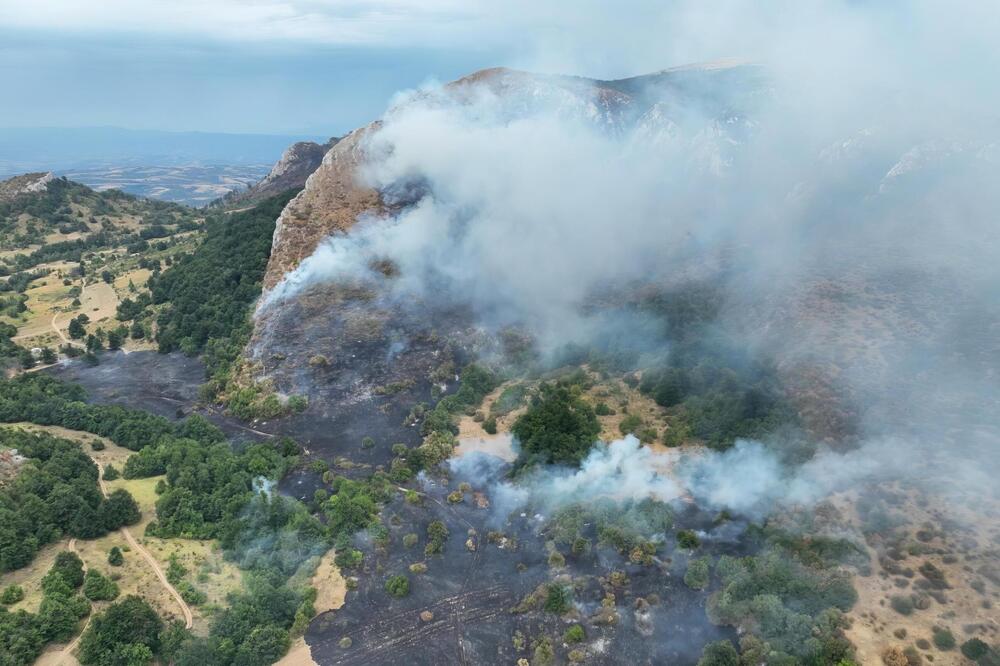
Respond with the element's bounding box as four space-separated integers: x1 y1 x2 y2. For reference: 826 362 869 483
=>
0 0 488 47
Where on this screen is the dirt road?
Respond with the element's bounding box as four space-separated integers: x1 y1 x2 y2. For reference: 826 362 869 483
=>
93 459 193 629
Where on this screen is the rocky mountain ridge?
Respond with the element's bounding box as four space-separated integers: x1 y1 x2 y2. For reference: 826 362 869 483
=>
220 137 339 209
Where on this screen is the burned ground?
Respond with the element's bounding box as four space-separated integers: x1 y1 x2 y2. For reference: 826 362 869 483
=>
307 460 743 666
249 284 488 469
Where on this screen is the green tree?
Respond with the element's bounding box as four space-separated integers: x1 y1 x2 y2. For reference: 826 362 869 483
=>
108 547 124 566
51 552 85 589
1 584 24 604
78 595 163 665
684 557 711 590
99 489 141 530
83 570 119 601
384 574 410 598
68 317 86 340
511 383 600 468
697 640 739 666
232 624 291 666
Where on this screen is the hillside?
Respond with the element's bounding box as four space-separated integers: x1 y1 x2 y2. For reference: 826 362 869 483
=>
0 59 994 666
231 62 1000 665
0 173 203 372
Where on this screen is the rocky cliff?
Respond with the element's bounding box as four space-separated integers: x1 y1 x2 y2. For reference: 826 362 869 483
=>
0 172 54 201
221 137 339 209
258 63 763 293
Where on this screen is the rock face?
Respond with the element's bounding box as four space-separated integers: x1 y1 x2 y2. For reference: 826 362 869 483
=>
259 63 763 293
221 137 339 209
262 127 381 291
0 172 54 201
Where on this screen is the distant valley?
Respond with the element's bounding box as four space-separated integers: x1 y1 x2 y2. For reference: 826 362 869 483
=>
57 163 271 206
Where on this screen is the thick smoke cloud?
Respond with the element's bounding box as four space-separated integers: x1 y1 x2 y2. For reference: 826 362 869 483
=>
267 0 999 517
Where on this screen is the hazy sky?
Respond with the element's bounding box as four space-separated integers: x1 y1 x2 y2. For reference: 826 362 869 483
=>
2 1 997 136
0 1 514 135
0 0 764 136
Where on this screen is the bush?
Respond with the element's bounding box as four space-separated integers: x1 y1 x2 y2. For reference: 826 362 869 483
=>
91 440 105 451
543 584 570 614
564 624 585 643
82 569 119 601
684 557 711 590
890 595 914 615
384 575 410 598
102 464 120 481
677 529 700 550
932 627 955 650
1 584 24 604
483 416 497 434
961 639 989 660
594 402 614 416
108 547 124 566
619 414 643 435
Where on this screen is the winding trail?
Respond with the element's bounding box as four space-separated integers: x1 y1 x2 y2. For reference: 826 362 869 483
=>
49 281 86 349
91 458 194 629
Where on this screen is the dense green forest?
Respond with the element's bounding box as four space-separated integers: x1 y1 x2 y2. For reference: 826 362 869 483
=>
0 429 141 572
149 190 299 390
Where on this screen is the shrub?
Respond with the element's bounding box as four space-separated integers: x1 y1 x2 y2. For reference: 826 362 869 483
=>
102 464 120 481
483 416 497 434
932 627 955 650
543 584 570 614
890 595 914 615
564 624 585 643
961 639 989 661
619 414 643 435
384 574 410 598
677 529 700 550
107 547 124 566
1 584 24 605
82 569 119 601
91 440 105 451
684 557 711 590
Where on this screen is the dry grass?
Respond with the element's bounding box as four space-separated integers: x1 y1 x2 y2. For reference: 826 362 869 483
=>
837 484 1000 664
